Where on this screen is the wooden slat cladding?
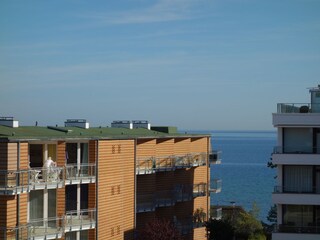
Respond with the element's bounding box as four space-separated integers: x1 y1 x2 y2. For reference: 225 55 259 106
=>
56 188 65 218
174 138 190 155
0 195 17 227
193 166 207 184
19 143 29 169
156 172 174 191
19 193 28 225
156 138 174 157
89 140 97 164
190 137 208 153
137 174 155 194
97 140 135 240
7 143 17 171
57 141 66 166
136 139 156 158
193 227 207 240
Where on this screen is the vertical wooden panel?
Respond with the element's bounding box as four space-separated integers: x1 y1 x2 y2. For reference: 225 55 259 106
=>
190 137 208 153
56 141 66 167
97 140 135 240
136 139 156 158
7 143 17 170
19 193 28 225
156 138 174 156
56 141 66 219
174 138 190 155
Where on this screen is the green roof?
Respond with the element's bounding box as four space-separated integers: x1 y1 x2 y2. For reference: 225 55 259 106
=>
0 125 209 142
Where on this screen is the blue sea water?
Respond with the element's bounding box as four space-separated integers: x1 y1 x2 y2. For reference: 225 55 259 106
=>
189 130 277 222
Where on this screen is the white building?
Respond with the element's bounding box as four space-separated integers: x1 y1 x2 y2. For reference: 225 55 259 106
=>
272 85 320 240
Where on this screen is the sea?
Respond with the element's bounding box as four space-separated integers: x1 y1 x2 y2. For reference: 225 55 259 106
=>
188 130 277 222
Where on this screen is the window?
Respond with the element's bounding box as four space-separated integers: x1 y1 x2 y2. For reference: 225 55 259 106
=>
283 205 314 227
283 128 313 153
283 166 313 193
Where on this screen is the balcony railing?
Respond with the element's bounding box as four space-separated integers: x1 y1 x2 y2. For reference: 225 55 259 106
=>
155 190 175 207
0 164 96 195
64 209 96 232
209 150 222 165
65 164 96 184
136 153 207 175
210 179 222 193
136 194 155 213
174 216 206 236
277 103 320 113
137 184 206 212
211 207 222 220
273 146 319 154
274 185 320 194
275 224 320 234
1 209 96 239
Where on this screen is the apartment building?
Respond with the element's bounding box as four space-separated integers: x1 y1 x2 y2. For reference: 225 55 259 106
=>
0 119 221 240
272 86 320 240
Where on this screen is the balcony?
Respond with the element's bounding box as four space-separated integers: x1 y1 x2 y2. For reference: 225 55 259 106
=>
273 103 320 126
64 209 96 232
210 179 222 193
209 150 222 165
0 167 64 195
211 207 222 220
174 216 206 236
272 146 320 165
137 184 206 213
136 194 155 213
65 164 96 185
273 186 320 205
0 164 96 195
274 224 320 234
136 153 207 175
1 209 96 240
155 190 175 207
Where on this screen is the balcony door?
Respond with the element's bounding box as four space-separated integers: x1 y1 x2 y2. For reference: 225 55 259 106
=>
29 189 56 227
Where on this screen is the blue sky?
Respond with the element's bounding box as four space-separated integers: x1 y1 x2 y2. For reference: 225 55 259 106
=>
1 0 319 130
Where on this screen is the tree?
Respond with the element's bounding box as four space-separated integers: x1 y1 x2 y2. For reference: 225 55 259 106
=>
138 218 183 240
267 205 277 225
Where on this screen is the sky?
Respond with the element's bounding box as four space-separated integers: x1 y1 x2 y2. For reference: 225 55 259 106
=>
1 0 320 130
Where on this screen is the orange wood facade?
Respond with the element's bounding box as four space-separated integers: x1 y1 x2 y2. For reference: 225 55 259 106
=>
0 135 211 240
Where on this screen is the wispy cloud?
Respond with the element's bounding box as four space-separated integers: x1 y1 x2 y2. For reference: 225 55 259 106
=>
83 0 208 25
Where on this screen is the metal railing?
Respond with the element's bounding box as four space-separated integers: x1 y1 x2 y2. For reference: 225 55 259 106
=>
211 207 222 220
65 164 96 184
0 164 96 195
136 153 207 175
273 146 319 154
65 209 96 232
137 184 206 212
210 179 222 193
209 150 222 164
1 209 96 239
274 185 320 194
277 103 320 114
275 224 320 234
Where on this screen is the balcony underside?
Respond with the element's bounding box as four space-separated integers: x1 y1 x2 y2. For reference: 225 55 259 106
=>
272 193 320 205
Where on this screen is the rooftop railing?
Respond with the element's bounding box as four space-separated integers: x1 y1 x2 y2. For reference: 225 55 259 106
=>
273 146 319 154
0 164 96 195
277 103 320 114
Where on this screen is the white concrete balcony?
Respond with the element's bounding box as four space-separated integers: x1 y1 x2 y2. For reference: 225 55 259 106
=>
272 147 320 165
273 103 320 126
272 189 320 205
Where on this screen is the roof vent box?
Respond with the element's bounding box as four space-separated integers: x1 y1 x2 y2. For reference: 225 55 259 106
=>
65 119 89 129
132 120 151 130
0 117 19 128
111 120 133 129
